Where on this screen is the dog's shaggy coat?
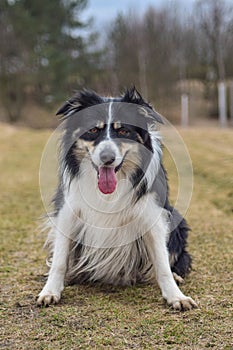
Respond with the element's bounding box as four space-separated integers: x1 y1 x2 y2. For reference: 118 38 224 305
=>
37 88 197 310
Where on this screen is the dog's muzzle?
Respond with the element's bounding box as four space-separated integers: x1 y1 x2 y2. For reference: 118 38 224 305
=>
91 141 125 195
99 149 116 166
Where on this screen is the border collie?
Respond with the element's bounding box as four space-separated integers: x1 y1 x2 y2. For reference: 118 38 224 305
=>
37 88 197 310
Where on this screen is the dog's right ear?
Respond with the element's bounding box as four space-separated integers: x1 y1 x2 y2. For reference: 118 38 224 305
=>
56 90 105 117
56 100 74 116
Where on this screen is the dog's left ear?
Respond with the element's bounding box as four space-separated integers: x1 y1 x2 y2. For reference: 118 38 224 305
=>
139 106 164 124
123 87 164 124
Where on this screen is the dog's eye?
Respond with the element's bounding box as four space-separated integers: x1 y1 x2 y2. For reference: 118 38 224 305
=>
118 128 130 136
80 127 101 141
89 127 99 134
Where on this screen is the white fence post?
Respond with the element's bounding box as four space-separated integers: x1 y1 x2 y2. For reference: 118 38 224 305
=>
230 81 233 127
181 93 189 127
218 81 227 128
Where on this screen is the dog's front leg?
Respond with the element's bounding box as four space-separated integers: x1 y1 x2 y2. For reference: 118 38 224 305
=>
37 205 74 306
146 216 197 311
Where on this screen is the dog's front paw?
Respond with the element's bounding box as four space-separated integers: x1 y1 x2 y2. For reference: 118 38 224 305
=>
37 290 61 306
168 296 198 311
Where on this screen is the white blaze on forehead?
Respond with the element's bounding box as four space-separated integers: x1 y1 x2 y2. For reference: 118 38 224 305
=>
106 102 113 139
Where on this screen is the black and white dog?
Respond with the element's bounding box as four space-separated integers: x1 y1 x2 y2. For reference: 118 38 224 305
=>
37 88 197 310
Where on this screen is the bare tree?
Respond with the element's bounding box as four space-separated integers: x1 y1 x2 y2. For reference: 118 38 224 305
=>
195 0 233 81
195 0 233 125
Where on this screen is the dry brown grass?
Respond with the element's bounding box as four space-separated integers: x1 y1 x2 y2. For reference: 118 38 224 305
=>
0 124 232 349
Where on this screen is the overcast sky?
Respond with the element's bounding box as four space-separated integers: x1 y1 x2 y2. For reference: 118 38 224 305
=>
83 0 196 27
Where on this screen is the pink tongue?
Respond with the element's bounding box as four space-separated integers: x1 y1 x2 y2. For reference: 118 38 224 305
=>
98 167 117 194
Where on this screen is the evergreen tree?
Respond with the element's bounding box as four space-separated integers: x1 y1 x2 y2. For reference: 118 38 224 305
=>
0 0 99 122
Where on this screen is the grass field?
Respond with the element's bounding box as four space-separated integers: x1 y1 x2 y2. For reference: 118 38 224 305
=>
0 123 232 349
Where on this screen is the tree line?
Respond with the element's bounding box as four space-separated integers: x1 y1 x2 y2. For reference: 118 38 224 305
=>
1 0 233 124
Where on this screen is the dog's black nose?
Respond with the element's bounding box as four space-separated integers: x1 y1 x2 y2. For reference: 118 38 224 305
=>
100 150 116 165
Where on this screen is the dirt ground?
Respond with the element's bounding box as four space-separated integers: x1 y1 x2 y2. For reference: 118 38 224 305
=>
0 124 232 349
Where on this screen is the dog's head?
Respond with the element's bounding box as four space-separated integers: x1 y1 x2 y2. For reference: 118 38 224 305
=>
58 88 163 194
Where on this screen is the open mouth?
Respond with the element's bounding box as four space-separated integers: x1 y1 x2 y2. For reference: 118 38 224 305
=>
92 159 123 195
92 152 128 195
97 166 117 194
